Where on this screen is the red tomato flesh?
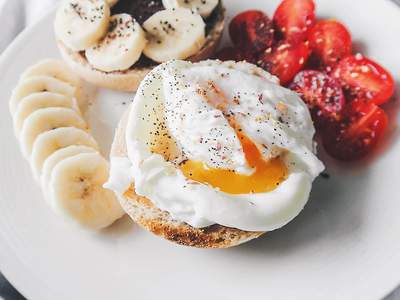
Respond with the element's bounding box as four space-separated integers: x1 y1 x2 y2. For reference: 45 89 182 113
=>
229 10 275 54
332 54 395 105
257 41 310 85
273 0 316 43
214 47 256 63
290 70 345 126
308 19 352 69
322 101 388 161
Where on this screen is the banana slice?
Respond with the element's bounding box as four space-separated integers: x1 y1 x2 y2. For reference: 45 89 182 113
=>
30 127 99 181
20 59 81 88
143 8 206 62
20 107 87 158
13 92 80 135
162 0 219 18
41 145 97 195
54 0 111 51
9 76 76 115
49 152 124 229
106 0 119 7
86 14 147 72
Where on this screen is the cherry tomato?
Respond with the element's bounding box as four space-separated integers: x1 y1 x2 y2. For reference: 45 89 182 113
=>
332 54 395 105
257 41 310 85
308 19 352 69
273 0 316 43
290 70 345 126
214 47 242 61
322 101 388 161
214 47 257 63
229 10 275 54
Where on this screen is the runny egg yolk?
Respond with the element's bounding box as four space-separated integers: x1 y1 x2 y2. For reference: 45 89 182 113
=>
178 82 288 194
180 132 288 194
152 81 288 194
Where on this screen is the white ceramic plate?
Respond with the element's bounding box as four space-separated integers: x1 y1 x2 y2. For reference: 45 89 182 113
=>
0 1 400 299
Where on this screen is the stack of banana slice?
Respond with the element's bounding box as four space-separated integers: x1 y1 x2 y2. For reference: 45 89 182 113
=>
54 0 218 71
9 59 124 229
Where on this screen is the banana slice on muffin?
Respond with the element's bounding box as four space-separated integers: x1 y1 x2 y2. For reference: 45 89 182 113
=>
162 0 219 18
142 8 206 62
55 0 225 92
54 0 111 51
86 14 147 72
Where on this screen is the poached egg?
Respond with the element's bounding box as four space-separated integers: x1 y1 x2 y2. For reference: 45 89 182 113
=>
106 60 324 232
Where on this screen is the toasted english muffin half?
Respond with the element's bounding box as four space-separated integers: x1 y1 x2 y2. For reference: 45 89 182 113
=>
57 2 225 92
110 110 265 248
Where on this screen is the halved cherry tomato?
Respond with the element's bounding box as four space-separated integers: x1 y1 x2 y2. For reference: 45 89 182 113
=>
273 0 315 43
229 10 275 54
332 54 395 105
308 19 352 69
214 47 257 64
290 70 345 126
257 41 310 85
322 101 388 161
214 47 244 61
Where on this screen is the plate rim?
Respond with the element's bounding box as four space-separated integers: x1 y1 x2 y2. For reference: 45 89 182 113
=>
0 1 400 300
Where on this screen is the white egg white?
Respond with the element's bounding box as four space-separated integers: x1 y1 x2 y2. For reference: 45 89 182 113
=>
106 60 325 232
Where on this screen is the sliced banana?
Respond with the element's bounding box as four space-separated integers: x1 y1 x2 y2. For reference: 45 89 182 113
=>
54 0 111 51
106 0 119 7
86 14 147 72
30 127 99 181
162 0 219 18
49 152 124 229
143 8 206 62
20 59 81 88
9 76 76 115
41 145 97 195
19 107 87 158
13 92 80 135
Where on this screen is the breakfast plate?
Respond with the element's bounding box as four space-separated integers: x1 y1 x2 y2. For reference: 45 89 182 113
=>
0 0 400 299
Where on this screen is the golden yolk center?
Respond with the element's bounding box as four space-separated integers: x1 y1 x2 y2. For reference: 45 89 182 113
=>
179 82 288 194
151 80 288 194
179 132 288 194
